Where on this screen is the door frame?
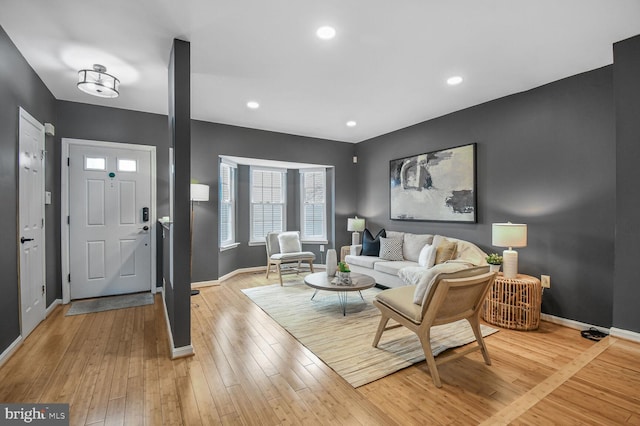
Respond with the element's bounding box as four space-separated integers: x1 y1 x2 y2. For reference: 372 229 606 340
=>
61 138 157 304
17 107 46 336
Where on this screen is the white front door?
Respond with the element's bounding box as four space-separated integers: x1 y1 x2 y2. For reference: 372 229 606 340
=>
18 108 46 338
68 144 153 299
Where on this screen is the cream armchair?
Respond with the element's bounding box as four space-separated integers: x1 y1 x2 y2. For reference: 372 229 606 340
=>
372 266 495 388
265 231 315 285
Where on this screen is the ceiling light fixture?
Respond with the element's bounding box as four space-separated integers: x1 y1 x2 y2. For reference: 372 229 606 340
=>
447 76 463 86
346 120 357 127
247 101 260 109
316 26 336 40
77 64 120 98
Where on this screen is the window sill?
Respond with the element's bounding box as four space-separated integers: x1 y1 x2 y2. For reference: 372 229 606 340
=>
220 242 240 252
248 241 266 247
301 240 329 245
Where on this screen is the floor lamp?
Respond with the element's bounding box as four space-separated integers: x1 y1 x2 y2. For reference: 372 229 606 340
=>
190 183 210 295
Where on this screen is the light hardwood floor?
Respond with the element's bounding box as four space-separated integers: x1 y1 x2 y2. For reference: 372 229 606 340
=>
1 271 639 425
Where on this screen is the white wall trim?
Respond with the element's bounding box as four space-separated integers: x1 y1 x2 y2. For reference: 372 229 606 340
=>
61 138 157 303
191 280 220 289
46 299 62 316
610 327 640 343
540 313 610 335
206 264 327 287
159 287 194 359
0 336 22 369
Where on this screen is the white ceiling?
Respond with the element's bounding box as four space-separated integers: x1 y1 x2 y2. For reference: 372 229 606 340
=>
1 1 639 143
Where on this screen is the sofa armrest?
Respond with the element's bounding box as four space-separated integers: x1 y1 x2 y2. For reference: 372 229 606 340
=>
350 244 362 256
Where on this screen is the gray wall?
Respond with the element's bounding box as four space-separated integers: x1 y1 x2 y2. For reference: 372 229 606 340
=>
613 35 640 333
0 26 56 352
355 66 616 327
190 120 357 282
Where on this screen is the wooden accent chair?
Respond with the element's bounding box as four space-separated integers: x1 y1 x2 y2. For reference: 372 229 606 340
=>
265 231 315 285
372 267 496 387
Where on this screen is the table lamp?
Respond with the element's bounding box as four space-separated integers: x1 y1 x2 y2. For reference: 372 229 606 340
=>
347 217 365 246
492 222 527 279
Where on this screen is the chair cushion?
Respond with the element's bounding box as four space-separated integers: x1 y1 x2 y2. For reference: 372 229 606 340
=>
362 228 386 256
270 251 315 261
374 260 417 275
375 286 422 324
418 244 437 267
379 237 404 261
345 254 381 269
403 233 433 262
278 231 302 253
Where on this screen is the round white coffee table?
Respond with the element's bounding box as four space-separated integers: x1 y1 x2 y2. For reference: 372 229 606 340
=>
303 272 376 316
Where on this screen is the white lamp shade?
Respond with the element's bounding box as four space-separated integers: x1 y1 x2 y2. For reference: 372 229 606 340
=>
190 184 210 202
347 217 365 232
492 223 527 248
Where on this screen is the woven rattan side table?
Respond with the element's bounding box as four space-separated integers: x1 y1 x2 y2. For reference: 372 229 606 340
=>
482 273 542 330
340 245 351 262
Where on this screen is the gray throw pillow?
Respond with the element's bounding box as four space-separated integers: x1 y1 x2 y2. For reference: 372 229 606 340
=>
379 237 404 261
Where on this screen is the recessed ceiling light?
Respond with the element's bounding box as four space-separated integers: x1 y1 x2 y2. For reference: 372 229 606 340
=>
316 26 336 40
447 76 463 86
346 120 357 127
247 101 260 109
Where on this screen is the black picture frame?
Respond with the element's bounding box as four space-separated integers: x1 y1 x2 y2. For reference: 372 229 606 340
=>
389 143 477 223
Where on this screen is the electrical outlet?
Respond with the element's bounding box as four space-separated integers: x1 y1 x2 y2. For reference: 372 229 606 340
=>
320 245 325 252
541 275 551 288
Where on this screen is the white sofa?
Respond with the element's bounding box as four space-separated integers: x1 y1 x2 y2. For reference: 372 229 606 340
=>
345 231 488 289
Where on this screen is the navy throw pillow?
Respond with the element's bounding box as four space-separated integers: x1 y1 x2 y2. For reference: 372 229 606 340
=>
361 228 386 256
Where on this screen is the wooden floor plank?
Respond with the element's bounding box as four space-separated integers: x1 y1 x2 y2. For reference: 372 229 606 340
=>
1 274 639 425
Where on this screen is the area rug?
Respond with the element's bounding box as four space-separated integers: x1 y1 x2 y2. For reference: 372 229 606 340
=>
241 283 498 387
66 292 154 316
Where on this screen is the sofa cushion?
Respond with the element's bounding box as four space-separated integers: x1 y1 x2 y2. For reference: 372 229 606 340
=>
386 231 405 240
379 237 404 261
418 244 437 267
434 237 458 264
375 286 422 324
403 233 433 262
345 254 381 269
277 231 302 253
362 228 386 256
374 260 418 275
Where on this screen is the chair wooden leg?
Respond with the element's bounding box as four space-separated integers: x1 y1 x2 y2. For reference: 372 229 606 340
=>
468 317 491 365
419 330 442 388
277 264 283 286
266 262 271 278
372 313 390 347
309 260 315 273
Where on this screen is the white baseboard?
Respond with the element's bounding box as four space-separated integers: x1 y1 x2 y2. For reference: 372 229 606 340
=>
0 336 22 369
191 280 220 289
46 299 62 316
610 327 640 343
541 313 610 335
216 264 325 284
540 313 640 343
159 287 195 359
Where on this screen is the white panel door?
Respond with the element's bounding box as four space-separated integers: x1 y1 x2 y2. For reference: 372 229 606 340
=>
18 108 46 338
69 144 152 299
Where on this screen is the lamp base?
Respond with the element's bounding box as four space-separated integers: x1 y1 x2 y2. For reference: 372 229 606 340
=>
502 249 518 279
351 231 360 246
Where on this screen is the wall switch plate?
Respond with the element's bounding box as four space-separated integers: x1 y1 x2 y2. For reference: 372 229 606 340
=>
45 191 52 205
320 245 324 252
541 275 551 288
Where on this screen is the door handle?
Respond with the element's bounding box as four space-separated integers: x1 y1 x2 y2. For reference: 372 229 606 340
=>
20 237 34 244
142 225 149 231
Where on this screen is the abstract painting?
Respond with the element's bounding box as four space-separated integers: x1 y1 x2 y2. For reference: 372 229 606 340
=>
390 143 476 222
